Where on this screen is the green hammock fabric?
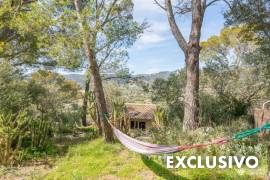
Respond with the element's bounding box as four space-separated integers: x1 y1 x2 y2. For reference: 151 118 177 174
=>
233 123 270 140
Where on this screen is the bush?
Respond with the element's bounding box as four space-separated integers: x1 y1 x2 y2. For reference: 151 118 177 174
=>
148 118 267 159
29 116 53 149
199 92 252 126
21 140 58 161
74 125 98 139
0 111 29 166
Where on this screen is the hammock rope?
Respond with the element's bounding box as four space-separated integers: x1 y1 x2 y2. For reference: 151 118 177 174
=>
109 121 270 155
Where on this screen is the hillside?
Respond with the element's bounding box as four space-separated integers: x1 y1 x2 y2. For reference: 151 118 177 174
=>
63 71 173 87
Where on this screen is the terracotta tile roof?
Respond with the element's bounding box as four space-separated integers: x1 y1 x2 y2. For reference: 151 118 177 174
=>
125 103 156 120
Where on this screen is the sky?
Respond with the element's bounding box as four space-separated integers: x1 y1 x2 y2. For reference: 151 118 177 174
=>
128 0 228 74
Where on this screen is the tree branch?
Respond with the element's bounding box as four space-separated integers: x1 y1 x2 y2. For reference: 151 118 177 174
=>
206 0 220 8
153 0 166 11
206 0 232 9
174 0 191 14
222 0 232 10
22 0 36 4
165 0 188 53
98 46 115 68
101 0 118 27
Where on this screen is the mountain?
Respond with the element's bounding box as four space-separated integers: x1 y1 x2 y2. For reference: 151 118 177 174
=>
64 74 86 87
133 71 172 82
63 71 173 87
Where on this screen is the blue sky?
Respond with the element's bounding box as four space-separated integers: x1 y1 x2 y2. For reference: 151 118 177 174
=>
128 0 228 74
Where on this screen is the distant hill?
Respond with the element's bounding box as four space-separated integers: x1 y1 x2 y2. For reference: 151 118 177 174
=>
63 71 173 87
64 74 86 87
133 71 172 82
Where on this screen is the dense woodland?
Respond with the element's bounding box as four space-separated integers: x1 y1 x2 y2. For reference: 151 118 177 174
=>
0 0 270 179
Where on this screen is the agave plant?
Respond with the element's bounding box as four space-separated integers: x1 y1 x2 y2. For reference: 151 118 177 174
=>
154 106 168 128
111 98 126 130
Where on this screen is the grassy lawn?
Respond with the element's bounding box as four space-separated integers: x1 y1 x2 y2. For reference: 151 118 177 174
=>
43 138 267 180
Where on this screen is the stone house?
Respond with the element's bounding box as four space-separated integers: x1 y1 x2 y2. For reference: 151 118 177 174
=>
125 103 156 130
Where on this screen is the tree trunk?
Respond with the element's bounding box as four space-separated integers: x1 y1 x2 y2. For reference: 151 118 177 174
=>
182 0 204 131
183 52 200 131
96 105 103 136
74 0 114 143
81 77 90 126
88 50 114 142
165 0 205 131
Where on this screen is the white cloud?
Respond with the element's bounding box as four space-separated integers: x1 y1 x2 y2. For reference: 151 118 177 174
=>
150 21 169 33
139 33 165 44
135 21 170 48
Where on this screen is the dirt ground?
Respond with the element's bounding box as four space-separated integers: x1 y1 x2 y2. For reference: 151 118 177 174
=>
0 160 54 180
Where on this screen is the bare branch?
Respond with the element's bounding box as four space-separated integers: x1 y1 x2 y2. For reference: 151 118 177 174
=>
101 0 118 27
153 0 166 11
206 0 220 8
174 0 191 14
98 46 115 68
222 0 232 10
98 0 105 9
165 0 188 53
206 0 232 10
22 0 36 5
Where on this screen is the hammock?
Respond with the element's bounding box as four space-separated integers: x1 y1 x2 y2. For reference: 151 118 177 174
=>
109 101 270 155
109 122 270 155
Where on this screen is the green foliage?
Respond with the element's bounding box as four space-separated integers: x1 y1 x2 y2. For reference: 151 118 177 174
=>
105 82 151 103
0 62 82 166
29 116 52 149
48 0 144 72
86 90 100 126
225 0 270 83
0 61 31 115
149 118 266 160
28 70 81 138
105 83 127 129
111 98 126 130
0 111 29 166
199 92 253 125
153 106 168 128
74 125 98 140
21 140 58 161
151 71 185 121
45 138 266 179
0 0 54 65
199 27 266 124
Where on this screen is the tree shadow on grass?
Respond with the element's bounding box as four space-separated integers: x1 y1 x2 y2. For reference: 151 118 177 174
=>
141 155 188 180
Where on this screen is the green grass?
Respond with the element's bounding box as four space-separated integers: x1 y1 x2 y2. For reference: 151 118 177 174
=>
44 138 266 180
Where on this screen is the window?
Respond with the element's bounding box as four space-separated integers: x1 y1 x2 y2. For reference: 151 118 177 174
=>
130 121 146 130
139 122 145 130
131 121 135 129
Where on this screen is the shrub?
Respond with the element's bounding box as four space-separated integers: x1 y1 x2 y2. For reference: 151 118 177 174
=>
0 111 29 166
74 125 98 139
29 116 53 149
148 118 266 159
